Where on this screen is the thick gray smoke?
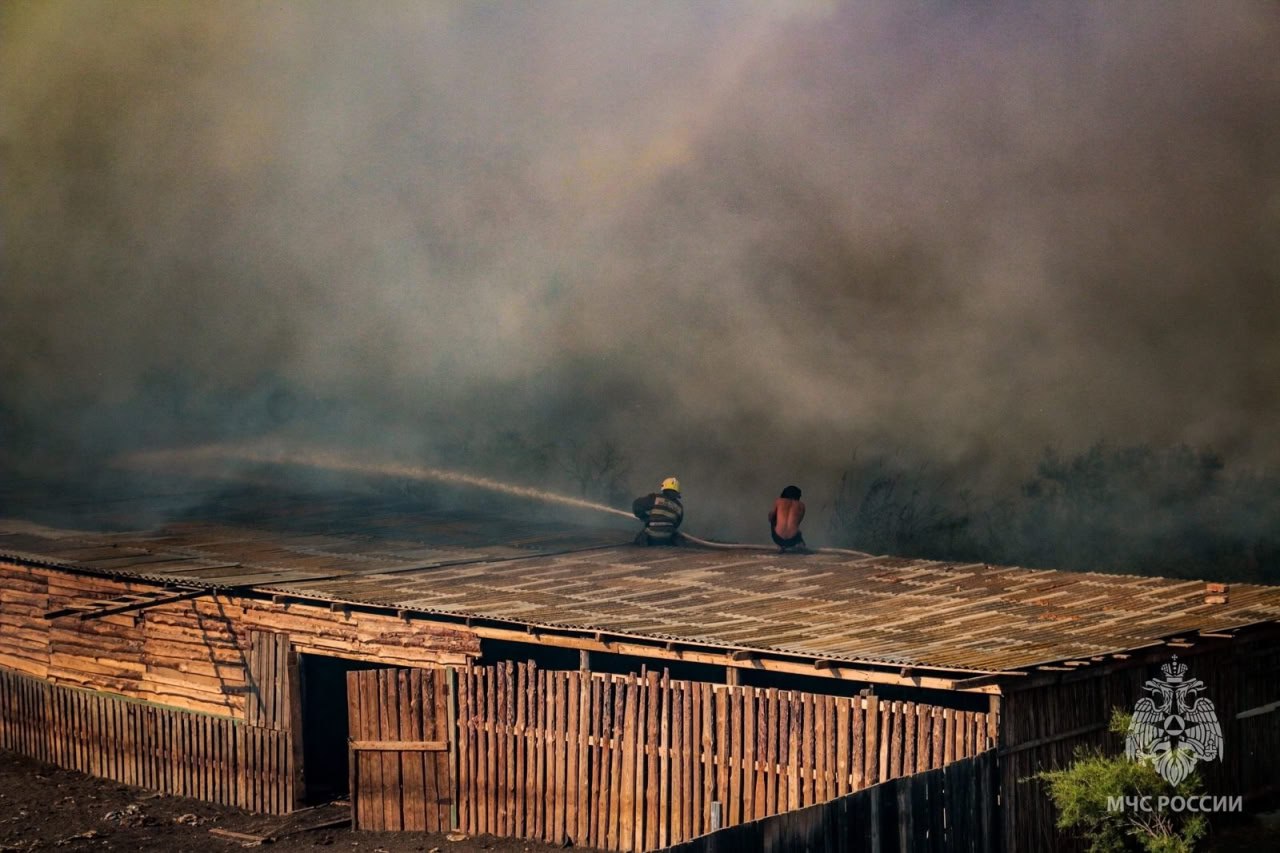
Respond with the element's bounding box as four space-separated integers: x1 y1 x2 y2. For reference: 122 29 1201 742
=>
3 1 1279 540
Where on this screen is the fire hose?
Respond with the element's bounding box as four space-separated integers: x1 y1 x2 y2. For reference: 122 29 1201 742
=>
675 529 871 557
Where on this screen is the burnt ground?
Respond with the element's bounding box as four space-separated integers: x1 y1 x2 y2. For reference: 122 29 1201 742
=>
3 749 1278 852
0 751 587 853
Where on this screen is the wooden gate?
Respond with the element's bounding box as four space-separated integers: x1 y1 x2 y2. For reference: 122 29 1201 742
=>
347 667 455 831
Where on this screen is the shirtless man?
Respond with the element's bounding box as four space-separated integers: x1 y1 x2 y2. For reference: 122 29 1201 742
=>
769 485 807 552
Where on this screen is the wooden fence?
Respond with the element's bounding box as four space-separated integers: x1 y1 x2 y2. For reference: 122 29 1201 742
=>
0 667 292 814
658 748 999 853
457 662 992 852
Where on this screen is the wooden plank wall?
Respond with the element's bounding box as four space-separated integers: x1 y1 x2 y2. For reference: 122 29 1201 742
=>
0 561 479 718
657 748 999 853
1000 635 1280 853
347 668 452 832
457 662 992 852
246 630 291 729
0 667 292 814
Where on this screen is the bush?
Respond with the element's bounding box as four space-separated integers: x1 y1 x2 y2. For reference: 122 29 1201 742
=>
1036 712 1207 853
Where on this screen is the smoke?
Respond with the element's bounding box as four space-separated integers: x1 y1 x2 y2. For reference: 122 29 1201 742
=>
3 1 1279 539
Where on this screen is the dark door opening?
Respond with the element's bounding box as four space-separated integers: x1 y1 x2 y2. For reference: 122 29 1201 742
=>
298 654 386 805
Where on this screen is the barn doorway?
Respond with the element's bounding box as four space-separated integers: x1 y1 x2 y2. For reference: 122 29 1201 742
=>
297 655 385 804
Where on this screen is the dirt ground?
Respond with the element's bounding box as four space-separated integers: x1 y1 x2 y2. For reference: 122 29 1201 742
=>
0 751 584 853
3 749 1277 852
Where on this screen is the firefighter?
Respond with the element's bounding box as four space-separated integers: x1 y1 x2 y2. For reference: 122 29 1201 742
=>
632 477 684 545
769 485 807 552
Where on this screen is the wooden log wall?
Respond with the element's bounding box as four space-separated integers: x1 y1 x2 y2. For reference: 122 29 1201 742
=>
0 561 479 717
657 748 1000 853
0 667 292 814
1000 634 1280 853
457 662 992 853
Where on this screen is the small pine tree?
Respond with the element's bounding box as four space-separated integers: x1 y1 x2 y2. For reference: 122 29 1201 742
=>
1036 711 1208 853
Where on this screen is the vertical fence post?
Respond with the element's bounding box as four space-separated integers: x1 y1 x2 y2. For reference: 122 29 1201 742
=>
447 667 459 830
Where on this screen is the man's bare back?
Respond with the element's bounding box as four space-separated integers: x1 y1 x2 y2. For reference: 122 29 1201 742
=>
770 496 806 540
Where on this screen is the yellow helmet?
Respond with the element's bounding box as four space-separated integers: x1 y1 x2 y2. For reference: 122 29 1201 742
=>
661 476 681 493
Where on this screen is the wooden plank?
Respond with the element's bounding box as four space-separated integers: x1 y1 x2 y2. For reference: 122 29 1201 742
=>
864 695 880 786
400 670 425 832
494 663 507 838
360 670 384 829
608 676 625 850
890 701 903 779
803 690 815 805
481 665 495 838
504 662 517 839
421 668 439 833
752 688 766 819
646 670 661 850
592 676 608 849
553 670 568 846
944 708 956 766
575 669 590 845
764 687 778 816
902 702 916 780
617 675 638 852
633 673 648 852
691 680 705 839
715 684 729 830
686 681 696 840
445 668 458 831
670 678 685 842
349 736 450 752
532 666 546 842
460 665 474 834
932 707 945 769
777 690 791 813
878 699 890 785
740 685 754 823
434 668 452 832
515 662 528 838
566 670 581 845
378 670 402 831
658 671 670 848
783 686 793 809
916 705 931 773
727 685 742 827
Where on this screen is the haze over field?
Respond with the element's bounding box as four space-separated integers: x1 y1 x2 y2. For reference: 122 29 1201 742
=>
3 1 1279 546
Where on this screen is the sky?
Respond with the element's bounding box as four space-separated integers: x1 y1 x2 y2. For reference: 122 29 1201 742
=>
2 1 1278 536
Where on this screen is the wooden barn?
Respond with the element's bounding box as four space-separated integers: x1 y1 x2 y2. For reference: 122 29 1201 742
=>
1 486 1278 851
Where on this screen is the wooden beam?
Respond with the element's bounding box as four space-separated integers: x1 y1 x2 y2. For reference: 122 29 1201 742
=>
950 671 1025 690
43 587 210 621
349 739 448 752
999 721 1108 756
725 667 740 686
452 621 1003 693
1237 701 1280 721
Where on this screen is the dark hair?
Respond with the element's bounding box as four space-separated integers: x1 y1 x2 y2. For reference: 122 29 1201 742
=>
780 485 802 499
